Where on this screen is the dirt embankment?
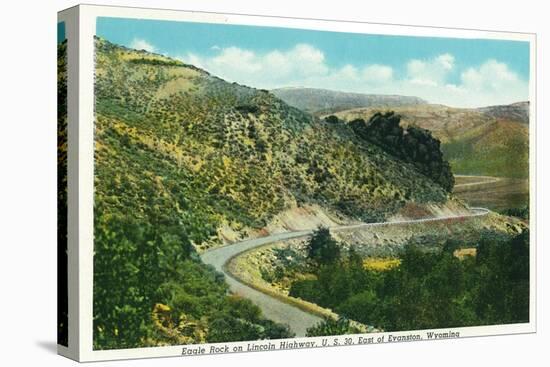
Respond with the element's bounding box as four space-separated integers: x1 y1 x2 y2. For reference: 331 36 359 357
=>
388 199 471 222
213 204 351 248
208 198 474 253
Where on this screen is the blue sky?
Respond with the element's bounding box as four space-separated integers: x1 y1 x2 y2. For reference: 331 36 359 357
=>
97 17 530 107
57 22 65 44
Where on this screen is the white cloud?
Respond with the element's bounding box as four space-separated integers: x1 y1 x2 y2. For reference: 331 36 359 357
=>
182 44 329 86
337 65 360 80
369 55 527 107
406 53 455 86
363 64 393 84
177 45 527 108
452 60 527 107
289 44 328 76
129 38 156 53
461 59 520 91
179 44 391 94
210 47 263 74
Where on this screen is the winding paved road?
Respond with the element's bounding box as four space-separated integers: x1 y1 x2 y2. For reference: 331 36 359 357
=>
454 175 501 189
201 207 490 336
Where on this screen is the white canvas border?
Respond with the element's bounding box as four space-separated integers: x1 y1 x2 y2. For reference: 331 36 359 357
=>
60 4 537 362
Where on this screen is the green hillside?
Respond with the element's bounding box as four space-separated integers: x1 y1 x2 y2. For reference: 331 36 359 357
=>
92 37 454 349
443 119 528 179
331 104 529 179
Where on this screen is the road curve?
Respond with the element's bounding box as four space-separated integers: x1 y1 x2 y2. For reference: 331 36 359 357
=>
201 231 320 337
200 207 490 337
454 175 501 189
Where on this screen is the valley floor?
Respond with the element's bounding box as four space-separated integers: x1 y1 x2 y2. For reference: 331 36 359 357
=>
453 175 529 211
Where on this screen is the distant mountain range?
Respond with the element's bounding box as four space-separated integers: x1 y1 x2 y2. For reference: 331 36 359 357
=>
272 87 427 115
477 102 529 125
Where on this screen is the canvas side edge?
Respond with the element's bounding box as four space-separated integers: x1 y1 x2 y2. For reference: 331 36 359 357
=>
57 5 81 362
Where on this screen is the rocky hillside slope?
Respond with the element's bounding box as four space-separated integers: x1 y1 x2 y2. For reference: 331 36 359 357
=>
94 37 455 252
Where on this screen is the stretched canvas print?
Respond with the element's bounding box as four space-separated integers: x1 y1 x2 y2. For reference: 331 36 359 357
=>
58 4 536 362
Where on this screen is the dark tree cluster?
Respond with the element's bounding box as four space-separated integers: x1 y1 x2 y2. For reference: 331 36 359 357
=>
306 227 341 266
235 104 260 114
350 112 454 192
324 115 340 124
128 57 184 67
499 205 529 220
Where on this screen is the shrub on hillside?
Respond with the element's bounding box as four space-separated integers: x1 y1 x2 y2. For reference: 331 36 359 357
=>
306 227 341 265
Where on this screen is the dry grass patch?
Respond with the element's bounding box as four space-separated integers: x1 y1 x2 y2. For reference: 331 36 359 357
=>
363 257 401 271
453 247 477 260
